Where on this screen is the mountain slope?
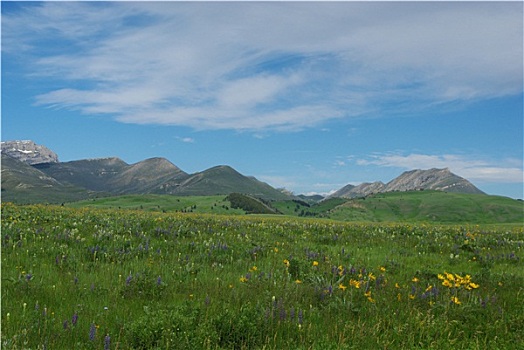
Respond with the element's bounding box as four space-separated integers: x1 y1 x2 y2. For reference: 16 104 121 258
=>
385 168 484 194
110 157 189 194
164 165 291 200
328 190 523 223
33 157 130 192
331 168 484 198
1 154 90 203
1 140 59 165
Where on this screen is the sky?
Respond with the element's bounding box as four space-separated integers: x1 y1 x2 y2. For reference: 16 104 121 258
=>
1 1 523 199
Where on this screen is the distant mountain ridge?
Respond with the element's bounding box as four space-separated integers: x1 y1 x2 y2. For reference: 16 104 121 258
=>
1 140 485 204
1 140 291 202
330 168 484 198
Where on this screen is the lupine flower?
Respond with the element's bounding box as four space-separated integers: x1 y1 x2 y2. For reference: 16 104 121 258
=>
89 323 96 341
297 309 303 324
72 313 78 326
104 335 111 350
156 276 162 286
126 275 132 285
63 320 69 330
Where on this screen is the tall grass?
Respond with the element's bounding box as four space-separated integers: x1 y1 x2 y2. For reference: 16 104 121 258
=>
1 203 523 349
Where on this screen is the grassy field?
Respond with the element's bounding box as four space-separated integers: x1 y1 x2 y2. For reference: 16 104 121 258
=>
67 191 524 224
1 203 523 349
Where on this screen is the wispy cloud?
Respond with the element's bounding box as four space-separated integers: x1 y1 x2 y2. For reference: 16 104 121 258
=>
357 153 523 183
175 137 195 144
3 2 522 131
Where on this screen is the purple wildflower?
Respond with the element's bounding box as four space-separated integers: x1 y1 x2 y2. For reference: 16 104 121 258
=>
72 313 78 326
298 309 304 325
279 307 286 321
63 320 69 330
74 276 79 284
89 323 96 341
104 335 111 350
156 276 162 286
126 275 132 285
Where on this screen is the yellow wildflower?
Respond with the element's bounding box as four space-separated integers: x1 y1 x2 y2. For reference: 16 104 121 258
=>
379 266 386 272
239 277 248 283
349 279 361 289
312 261 319 267
408 294 415 300
451 296 461 305
397 293 401 301
412 277 419 283
283 259 290 267
395 283 401 289
442 279 453 288
469 282 479 289
295 279 302 284
368 272 376 281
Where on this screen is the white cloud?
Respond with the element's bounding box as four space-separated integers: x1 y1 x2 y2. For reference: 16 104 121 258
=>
4 2 523 131
358 153 523 183
176 137 195 144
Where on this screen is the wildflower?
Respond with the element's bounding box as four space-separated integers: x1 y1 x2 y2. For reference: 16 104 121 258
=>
368 272 376 281
425 285 433 293
63 320 69 330
451 296 461 305
442 279 453 288
468 282 479 289
379 266 386 272
397 293 401 301
349 279 361 289
412 277 419 283
156 276 162 286
297 309 304 325
408 294 415 300
437 274 445 280
295 279 302 284
395 283 401 289
338 283 347 291
89 323 96 341
249 266 258 272
239 276 248 283
283 259 290 267
104 334 111 350
72 313 78 326
312 261 319 266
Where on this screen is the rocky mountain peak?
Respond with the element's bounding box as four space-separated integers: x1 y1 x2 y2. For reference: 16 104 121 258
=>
1 140 59 165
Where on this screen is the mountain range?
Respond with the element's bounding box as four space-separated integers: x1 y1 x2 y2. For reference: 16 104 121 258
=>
1 140 485 204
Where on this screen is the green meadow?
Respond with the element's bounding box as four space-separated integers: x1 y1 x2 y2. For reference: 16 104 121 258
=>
1 202 523 349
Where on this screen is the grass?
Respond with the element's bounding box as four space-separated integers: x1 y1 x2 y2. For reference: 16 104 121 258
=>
1 202 523 349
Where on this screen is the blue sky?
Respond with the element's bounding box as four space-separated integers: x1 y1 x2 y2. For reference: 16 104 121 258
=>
2 1 523 199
